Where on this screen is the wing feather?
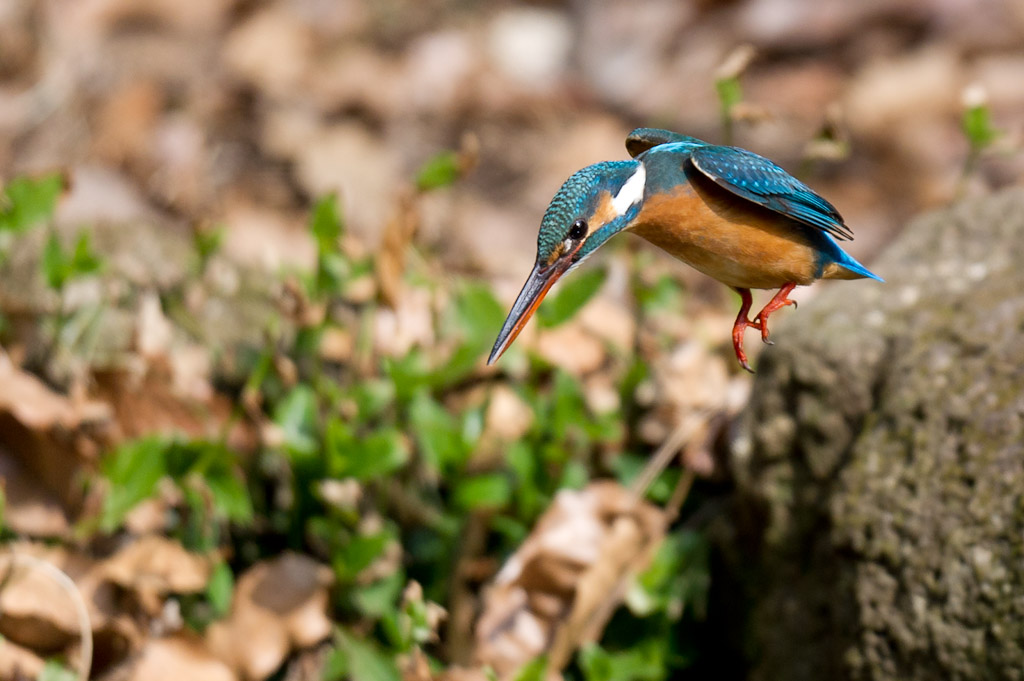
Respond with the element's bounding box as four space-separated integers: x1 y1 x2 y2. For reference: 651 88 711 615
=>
689 145 854 241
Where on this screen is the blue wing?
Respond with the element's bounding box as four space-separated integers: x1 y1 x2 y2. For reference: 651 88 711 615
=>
689 145 854 241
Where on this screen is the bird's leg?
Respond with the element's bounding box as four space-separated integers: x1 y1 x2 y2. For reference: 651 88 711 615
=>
731 287 762 373
754 282 798 345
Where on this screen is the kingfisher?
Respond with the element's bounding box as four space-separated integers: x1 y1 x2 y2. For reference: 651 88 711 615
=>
487 128 882 372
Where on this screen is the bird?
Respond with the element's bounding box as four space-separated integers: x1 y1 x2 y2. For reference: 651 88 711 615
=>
487 128 882 372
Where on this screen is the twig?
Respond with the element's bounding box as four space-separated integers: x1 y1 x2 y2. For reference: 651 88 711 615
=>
0 552 92 681
628 412 706 502
664 469 696 522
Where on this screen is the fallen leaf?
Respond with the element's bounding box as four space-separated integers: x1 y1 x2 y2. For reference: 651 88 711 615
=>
207 554 334 681
103 535 212 614
535 323 605 376
480 385 534 452
0 350 112 506
127 634 237 681
475 481 665 679
0 551 82 652
0 449 68 537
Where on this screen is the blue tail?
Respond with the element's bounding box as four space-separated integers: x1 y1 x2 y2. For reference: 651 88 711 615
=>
835 249 884 282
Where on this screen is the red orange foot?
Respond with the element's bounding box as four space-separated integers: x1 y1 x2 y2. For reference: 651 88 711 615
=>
732 288 762 373
754 282 798 345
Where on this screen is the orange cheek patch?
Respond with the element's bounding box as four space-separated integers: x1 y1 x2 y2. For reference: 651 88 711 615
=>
545 244 565 266
590 192 618 229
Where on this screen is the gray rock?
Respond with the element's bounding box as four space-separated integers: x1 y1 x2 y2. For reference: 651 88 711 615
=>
727 189 1024 681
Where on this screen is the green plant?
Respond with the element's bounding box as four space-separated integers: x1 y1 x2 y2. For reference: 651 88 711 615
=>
97 436 253 549
78 147 705 678
42 229 102 292
0 173 64 247
959 83 1003 195
714 45 756 145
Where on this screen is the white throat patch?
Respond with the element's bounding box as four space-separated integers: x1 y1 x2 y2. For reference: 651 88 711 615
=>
611 163 646 216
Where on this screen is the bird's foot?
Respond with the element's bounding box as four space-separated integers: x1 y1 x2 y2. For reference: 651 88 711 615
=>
754 282 798 345
732 315 762 373
731 287 762 373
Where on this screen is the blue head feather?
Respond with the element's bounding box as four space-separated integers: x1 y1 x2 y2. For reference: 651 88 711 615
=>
536 160 642 264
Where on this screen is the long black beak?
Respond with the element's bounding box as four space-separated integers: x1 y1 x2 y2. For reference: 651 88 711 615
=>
487 260 567 365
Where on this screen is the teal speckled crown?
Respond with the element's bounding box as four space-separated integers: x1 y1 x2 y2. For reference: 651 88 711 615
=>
536 160 639 261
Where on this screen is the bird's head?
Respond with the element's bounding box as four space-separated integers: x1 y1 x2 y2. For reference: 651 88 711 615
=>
488 160 646 364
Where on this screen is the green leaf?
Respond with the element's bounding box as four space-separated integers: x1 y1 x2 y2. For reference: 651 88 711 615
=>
351 378 395 420
206 561 234 618
637 273 684 314
0 174 64 233
512 657 548 681
454 473 512 511
41 231 68 290
322 645 349 681
311 195 344 250
627 529 710 621
558 459 589 490
550 370 588 445
352 569 404 618
336 629 402 681
578 642 667 681
100 437 169 531
205 470 254 523
273 385 319 456
538 266 606 328
70 231 102 276
193 225 224 265
416 151 461 191
963 103 999 151
715 76 743 113
333 529 394 582
385 351 431 404
329 425 409 481
408 391 466 472
506 441 541 518
454 281 506 345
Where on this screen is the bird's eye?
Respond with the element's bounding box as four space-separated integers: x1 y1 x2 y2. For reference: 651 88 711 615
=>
568 219 587 241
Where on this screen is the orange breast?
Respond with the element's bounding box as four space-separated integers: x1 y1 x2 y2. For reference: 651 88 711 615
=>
630 174 822 289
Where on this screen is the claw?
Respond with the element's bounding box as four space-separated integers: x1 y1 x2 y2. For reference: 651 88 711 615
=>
732 288 759 373
754 282 798 345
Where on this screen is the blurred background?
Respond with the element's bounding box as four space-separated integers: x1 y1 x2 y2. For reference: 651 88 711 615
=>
0 0 1022 680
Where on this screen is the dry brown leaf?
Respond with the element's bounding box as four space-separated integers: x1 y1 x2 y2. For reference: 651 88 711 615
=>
207 554 333 681
0 540 139 674
376 193 421 308
0 553 82 652
577 296 635 355
127 634 237 681
318 327 354 363
479 386 534 456
135 290 174 359
103 535 212 614
0 350 113 506
373 287 436 357
535 323 605 376
475 481 665 679
0 450 68 538
222 6 313 100
91 358 243 445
